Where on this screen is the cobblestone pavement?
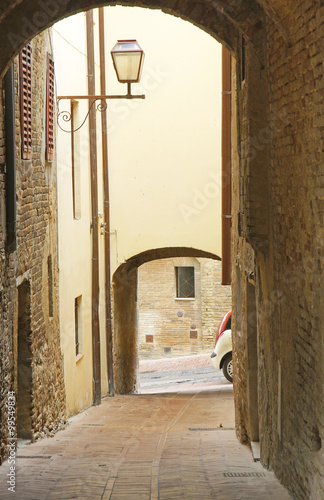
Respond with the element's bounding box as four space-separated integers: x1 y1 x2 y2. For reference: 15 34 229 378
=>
139 354 227 393
0 357 291 499
139 353 213 373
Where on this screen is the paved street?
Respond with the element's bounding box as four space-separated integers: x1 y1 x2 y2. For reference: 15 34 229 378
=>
140 365 226 390
0 356 291 499
139 353 227 392
140 356 227 393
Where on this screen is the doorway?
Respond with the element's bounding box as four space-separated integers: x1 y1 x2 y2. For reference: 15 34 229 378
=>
17 281 33 439
246 280 259 442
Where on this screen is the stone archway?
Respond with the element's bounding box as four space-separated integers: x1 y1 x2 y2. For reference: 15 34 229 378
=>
112 247 221 394
0 0 272 471
0 0 267 77
0 0 270 404
1 3 323 498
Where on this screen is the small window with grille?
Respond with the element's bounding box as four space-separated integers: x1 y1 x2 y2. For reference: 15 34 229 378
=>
176 267 195 298
46 54 55 162
19 43 32 160
75 295 83 357
48 255 53 318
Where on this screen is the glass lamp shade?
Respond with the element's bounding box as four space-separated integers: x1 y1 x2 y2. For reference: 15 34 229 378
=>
111 40 145 83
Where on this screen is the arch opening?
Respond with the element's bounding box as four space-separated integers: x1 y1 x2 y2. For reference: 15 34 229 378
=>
112 247 222 394
0 0 266 77
2 3 321 499
0 0 267 449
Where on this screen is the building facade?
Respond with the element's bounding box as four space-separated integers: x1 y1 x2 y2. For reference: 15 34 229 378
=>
138 258 231 358
0 31 66 463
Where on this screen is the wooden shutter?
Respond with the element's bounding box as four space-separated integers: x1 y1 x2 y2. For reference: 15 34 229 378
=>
19 43 32 160
46 54 55 162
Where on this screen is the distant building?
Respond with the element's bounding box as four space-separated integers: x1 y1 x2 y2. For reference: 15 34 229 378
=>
138 258 230 358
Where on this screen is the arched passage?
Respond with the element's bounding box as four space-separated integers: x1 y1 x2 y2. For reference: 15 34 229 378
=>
0 0 267 77
0 2 322 498
112 247 221 394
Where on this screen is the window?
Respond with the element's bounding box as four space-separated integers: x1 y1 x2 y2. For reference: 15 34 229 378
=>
176 267 195 298
75 295 82 357
46 54 55 162
19 43 32 159
48 255 53 318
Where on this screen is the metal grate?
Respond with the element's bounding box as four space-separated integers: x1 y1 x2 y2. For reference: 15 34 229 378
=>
189 427 235 431
176 266 195 298
223 472 266 478
81 424 104 427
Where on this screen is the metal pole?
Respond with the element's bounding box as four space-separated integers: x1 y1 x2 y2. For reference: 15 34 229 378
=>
99 7 114 396
221 46 232 285
86 10 101 405
70 100 76 220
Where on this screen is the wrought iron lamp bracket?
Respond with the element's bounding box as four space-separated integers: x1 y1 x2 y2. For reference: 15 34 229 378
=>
57 88 145 133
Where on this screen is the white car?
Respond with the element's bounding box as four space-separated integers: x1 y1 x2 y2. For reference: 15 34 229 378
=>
211 329 233 382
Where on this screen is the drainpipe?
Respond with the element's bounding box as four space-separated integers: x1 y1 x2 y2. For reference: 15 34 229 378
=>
4 63 16 252
221 46 231 285
99 7 114 396
86 10 101 405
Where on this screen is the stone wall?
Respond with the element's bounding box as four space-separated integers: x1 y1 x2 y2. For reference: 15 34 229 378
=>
138 258 231 358
0 30 66 464
232 3 323 499
0 77 14 459
264 4 323 498
200 258 232 348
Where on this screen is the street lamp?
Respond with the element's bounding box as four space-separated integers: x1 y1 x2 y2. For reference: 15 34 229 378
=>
57 39 145 132
111 40 144 96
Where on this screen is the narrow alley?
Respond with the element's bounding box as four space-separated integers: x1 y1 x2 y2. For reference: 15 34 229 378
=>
0 357 290 499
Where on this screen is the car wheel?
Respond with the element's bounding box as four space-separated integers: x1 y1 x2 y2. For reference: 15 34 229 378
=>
222 353 233 383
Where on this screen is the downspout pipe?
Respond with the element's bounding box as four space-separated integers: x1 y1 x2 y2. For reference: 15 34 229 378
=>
221 46 232 285
86 10 101 405
99 7 114 396
4 63 16 252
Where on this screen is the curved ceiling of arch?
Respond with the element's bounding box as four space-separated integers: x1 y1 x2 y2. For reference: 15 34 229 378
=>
0 0 264 77
113 246 221 278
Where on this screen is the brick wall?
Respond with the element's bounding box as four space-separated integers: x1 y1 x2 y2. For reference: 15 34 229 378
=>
232 3 323 499
0 77 16 463
264 4 323 498
138 258 231 358
200 258 232 347
0 30 66 464
0 84 12 456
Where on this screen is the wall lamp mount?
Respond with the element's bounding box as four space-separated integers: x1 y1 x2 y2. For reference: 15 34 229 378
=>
57 40 145 133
